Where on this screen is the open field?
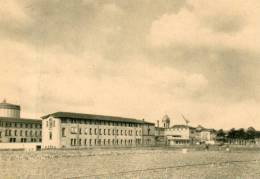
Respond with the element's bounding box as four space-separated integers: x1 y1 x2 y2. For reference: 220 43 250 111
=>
1 146 260 179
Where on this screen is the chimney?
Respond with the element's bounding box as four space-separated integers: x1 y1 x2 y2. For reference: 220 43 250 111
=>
157 120 159 127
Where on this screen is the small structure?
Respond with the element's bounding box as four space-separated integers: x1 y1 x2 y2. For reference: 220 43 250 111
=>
195 125 216 144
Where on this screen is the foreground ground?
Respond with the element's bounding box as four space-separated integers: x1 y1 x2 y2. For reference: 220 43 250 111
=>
1 146 260 179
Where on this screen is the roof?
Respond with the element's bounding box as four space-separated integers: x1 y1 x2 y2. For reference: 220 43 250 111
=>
170 125 195 129
42 112 154 125
0 100 20 110
0 117 41 123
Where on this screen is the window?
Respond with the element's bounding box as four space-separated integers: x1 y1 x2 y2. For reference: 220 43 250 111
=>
85 128 88 135
108 129 110 135
89 139 92 146
46 121 48 127
71 139 73 146
84 139 87 145
99 129 102 135
79 139 81 145
89 128 92 135
104 129 106 135
103 139 106 145
30 131 33 136
53 120 55 127
94 128 97 135
62 128 66 137
49 132 52 140
79 128 82 134
25 131 28 136
121 130 123 135
14 130 17 136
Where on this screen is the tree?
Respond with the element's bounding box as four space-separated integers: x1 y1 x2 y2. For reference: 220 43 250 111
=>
246 127 256 140
216 129 226 142
227 128 236 139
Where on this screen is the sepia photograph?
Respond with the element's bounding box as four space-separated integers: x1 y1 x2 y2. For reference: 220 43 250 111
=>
1 0 260 178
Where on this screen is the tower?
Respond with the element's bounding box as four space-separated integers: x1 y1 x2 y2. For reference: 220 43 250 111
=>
0 99 20 118
162 114 170 128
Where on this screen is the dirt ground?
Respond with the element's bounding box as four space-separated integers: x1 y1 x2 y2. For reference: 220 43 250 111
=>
1 146 260 179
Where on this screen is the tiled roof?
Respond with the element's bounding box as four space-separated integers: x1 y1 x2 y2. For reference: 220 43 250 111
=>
42 112 154 125
0 117 41 123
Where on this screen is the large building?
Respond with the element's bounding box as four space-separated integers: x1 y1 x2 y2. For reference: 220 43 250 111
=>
0 100 42 144
42 112 155 149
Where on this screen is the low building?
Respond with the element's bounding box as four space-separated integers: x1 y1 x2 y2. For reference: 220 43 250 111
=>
41 112 155 149
195 125 217 144
165 125 196 145
0 100 42 144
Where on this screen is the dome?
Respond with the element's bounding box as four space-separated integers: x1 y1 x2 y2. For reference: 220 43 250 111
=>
0 99 21 118
0 99 20 110
162 114 170 122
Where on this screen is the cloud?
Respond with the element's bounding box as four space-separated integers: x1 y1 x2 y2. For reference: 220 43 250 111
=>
149 0 260 51
0 0 30 23
1 0 260 130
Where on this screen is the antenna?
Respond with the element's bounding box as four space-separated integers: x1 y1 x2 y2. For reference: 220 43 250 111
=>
181 114 190 126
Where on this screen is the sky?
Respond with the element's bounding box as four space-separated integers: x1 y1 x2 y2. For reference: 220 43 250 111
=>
0 0 260 130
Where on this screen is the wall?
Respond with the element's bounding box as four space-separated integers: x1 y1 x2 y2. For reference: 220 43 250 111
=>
0 142 41 151
59 120 144 148
0 108 20 118
42 117 61 149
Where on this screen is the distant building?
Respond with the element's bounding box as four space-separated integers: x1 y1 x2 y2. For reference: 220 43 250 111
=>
195 125 216 144
0 100 42 144
155 115 170 145
165 125 196 145
41 112 155 149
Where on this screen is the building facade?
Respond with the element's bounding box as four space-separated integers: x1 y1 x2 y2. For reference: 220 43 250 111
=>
154 115 171 145
0 100 42 144
42 112 155 149
165 125 196 145
195 125 216 144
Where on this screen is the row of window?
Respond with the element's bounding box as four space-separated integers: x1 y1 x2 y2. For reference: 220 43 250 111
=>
0 129 42 137
61 119 142 128
70 138 142 146
62 128 141 137
9 138 42 143
0 121 42 128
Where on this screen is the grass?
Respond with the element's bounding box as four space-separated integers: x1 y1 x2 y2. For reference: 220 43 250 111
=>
1 146 260 179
